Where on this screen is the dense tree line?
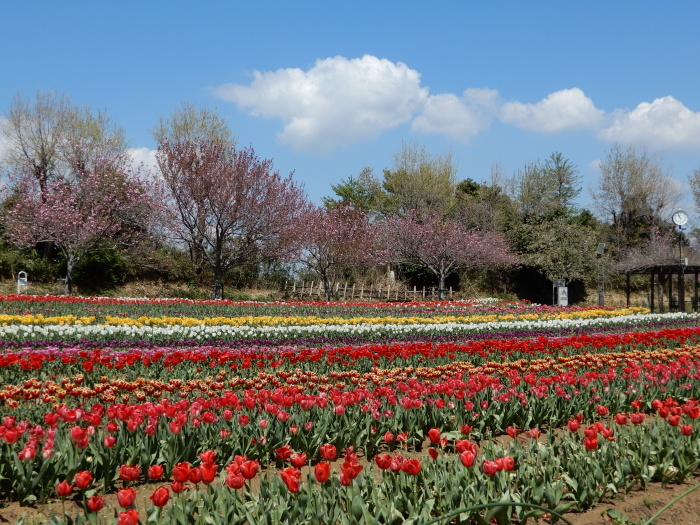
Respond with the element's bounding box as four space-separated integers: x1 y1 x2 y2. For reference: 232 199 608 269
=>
0 91 697 302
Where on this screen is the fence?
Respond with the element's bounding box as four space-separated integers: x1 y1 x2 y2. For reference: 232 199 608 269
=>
281 281 455 302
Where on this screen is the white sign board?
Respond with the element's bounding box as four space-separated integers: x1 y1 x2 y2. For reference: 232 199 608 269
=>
557 287 568 307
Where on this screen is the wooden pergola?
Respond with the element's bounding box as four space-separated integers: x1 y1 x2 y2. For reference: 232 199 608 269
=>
623 264 700 312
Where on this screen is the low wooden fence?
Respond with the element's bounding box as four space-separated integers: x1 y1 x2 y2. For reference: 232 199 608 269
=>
281 281 456 302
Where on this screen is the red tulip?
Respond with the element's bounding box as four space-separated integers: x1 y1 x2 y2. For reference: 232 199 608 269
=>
55 480 73 498
596 405 609 417
402 458 421 475
314 462 331 483
681 425 693 436
200 463 218 484
117 509 139 525
119 464 140 482
567 419 580 432
226 474 245 489
104 435 116 448
280 467 302 493
668 415 680 427
86 495 105 512
171 481 188 493
428 448 439 460
427 428 441 443
117 487 136 508
149 486 170 507
290 453 307 468
584 436 599 450
482 460 498 477
375 453 392 470
239 460 259 480
199 449 216 465
275 445 293 461
148 464 165 480
460 450 476 467
319 444 337 461
189 466 202 484
171 462 191 483
615 413 628 425
74 470 93 490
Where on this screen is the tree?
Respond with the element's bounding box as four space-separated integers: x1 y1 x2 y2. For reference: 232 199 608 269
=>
291 205 378 301
151 104 236 275
151 102 235 147
377 212 519 299
321 167 384 212
2 152 159 295
591 145 681 252
2 91 127 195
511 216 597 282
382 141 458 216
156 140 309 299
508 152 580 220
455 163 516 232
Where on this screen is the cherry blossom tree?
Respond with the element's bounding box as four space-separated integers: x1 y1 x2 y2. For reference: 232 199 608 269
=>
290 204 379 301
2 152 160 295
378 212 519 299
156 140 309 299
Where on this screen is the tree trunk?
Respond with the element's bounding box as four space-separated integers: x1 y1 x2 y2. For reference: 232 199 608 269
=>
64 259 75 296
212 267 224 300
323 273 332 302
438 273 446 300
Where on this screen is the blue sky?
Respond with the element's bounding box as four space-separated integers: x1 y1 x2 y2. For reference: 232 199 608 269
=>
2 1 700 218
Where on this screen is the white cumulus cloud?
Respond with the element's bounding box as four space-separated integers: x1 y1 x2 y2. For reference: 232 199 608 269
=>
500 88 604 133
598 96 700 151
213 55 428 154
127 147 159 175
411 88 499 143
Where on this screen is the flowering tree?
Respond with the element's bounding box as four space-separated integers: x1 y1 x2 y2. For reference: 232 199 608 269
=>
2 153 160 295
291 204 379 301
378 212 519 299
156 140 309 299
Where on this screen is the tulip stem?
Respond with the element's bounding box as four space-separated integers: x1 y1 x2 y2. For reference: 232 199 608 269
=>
423 502 575 525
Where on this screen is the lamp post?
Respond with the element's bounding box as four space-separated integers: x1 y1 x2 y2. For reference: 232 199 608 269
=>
596 243 605 307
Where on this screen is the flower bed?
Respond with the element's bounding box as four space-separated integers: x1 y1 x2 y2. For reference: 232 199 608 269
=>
1 297 699 524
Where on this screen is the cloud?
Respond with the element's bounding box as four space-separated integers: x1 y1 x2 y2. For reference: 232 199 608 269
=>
598 96 700 151
411 88 499 142
500 88 604 133
0 117 13 163
127 147 159 175
213 55 428 154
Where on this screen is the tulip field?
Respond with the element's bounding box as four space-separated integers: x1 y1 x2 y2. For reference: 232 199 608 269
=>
2 295 700 524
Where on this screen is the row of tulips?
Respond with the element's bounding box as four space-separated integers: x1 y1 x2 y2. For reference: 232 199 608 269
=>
1 297 699 523
2 342 700 503
26 410 700 524
1 326 700 379
3 309 697 344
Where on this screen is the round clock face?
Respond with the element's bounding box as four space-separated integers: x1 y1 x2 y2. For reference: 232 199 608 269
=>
673 210 688 226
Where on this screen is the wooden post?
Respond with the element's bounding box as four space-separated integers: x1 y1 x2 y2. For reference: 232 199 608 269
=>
422 286 425 299
414 286 417 301
449 287 453 299
360 284 364 300
626 273 630 306
300 282 305 296
343 283 347 300
309 281 314 299
387 284 390 300
352 284 355 301
369 284 373 301
650 272 655 313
